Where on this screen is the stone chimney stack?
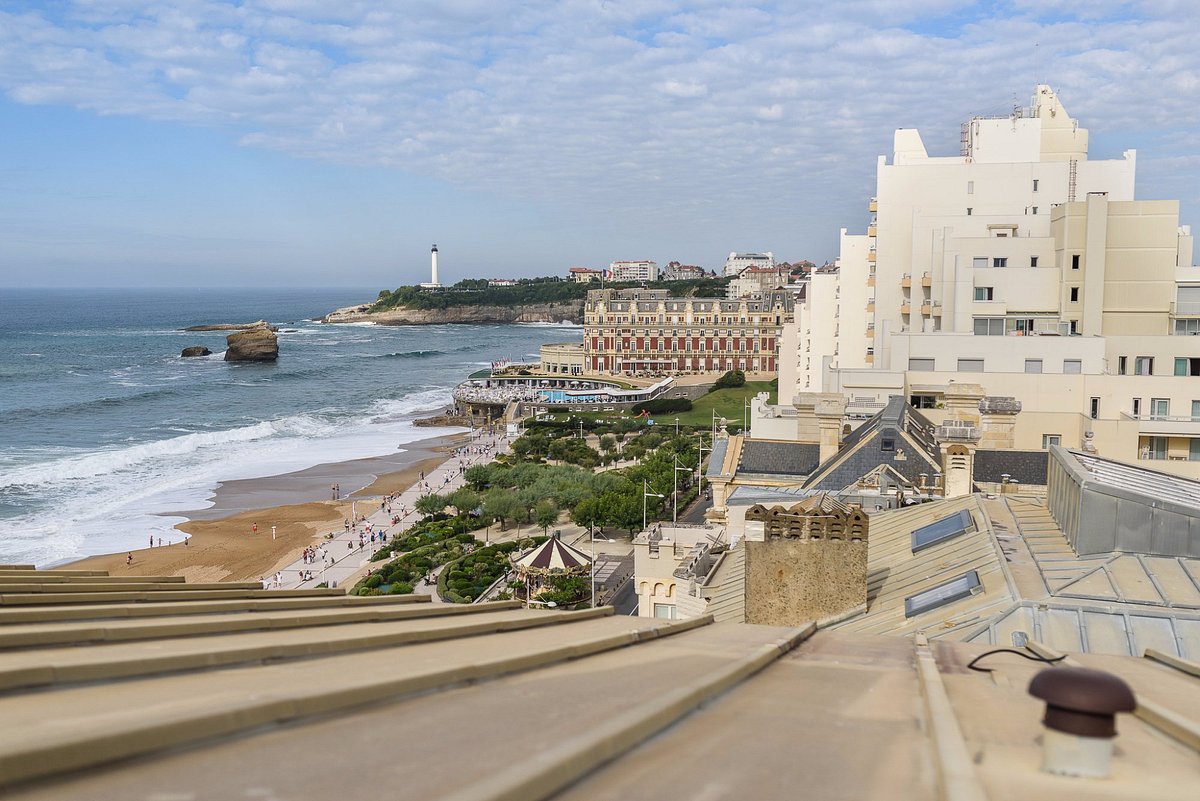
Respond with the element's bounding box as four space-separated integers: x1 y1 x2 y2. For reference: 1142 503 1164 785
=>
978 396 1021 450
793 392 846 462
743 496 869 626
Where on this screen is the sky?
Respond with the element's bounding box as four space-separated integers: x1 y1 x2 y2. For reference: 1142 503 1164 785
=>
0 1 1197 289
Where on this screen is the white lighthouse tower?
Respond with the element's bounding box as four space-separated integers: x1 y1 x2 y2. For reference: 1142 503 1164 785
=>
420 244 442 289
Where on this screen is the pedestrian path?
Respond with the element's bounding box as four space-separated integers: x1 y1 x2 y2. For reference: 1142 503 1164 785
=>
271 429 511 593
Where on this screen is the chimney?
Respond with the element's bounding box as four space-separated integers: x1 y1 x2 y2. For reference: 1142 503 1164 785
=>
793 392 846 462
742 495 868 625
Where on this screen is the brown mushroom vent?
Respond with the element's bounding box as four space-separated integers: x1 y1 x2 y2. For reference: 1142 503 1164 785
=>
1028 666 1136 738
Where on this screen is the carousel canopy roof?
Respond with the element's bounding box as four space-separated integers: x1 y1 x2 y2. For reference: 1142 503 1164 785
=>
513 537 592 574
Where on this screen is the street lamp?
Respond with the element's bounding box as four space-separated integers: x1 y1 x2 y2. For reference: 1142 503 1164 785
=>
674 417 679 437
643 479 665 532
673 455 691 524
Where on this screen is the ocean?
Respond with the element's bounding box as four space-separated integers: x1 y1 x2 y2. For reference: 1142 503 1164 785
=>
0 288 582 566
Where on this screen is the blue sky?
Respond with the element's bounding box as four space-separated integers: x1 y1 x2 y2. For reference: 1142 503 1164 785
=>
0 1 1197 288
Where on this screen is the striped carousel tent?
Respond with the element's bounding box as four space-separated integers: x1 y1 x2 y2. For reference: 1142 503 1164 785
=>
512 536 592 576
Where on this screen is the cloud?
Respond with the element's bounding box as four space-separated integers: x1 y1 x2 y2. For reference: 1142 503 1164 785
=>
0 1 1197 265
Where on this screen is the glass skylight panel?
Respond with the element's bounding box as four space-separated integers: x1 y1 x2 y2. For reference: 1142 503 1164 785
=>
904 570 981 618
910 509 974 552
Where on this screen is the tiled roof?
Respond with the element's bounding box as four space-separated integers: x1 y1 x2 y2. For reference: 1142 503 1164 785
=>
974 449 1049 485
737 440 821 476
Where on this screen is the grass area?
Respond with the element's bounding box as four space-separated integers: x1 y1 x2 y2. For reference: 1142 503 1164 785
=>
670 380 777 431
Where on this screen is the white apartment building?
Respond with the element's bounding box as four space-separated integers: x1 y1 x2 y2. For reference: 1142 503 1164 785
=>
723 252 774 277
609 260 659 282
768 85 1200 476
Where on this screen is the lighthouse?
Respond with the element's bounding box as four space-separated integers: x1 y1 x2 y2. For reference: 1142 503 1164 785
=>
420 244 443 289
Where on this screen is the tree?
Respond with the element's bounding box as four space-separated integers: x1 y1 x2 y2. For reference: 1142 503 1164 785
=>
414 493 446 518
535 500 559 534
446 488 480 517
599 491 643 535
483 489 520 529
463 465 492 491
571 496 604 533
714 369 746 388
598 434 616 453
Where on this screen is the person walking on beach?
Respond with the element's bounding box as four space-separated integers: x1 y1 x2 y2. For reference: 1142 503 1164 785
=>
126 552 133 566
252 523 258 534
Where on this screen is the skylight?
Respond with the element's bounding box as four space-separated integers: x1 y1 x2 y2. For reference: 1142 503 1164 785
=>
904 570 981 618
910 508 974 553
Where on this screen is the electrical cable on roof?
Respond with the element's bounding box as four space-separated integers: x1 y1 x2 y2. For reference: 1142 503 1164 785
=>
966 648 1066 673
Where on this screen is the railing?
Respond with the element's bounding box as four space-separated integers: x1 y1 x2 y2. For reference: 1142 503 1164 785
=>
1170 302 1200 317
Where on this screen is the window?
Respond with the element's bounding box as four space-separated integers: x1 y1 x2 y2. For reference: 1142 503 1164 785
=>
652 604 677 620
966 207 973 216
1150 398 1170 419
904 571 981 618
911 509 975 552
972 257 988 269
958 358 985 372
1176 319 1200 335
1193 400 1200 420
1025 359 1043 373
1142 436 1168 460
1117 356 1128 375
974 287 994 301
1132 398 1142 417
967 180 974 194
974 317 1004 336
1070 287 1079 302
910 394 938 409
1072 254 1081 270
1070 320 1079 334
1090 397 1100 419
1042 434 1061 448
1031 206 1038 215
908 358 935 371
1064 359 1082 374
1135 356 1154 376
993 257 1007 268
1175 357 1200 376
1192 439 1200 461
1030 256 1039 267
1033 179 1039 192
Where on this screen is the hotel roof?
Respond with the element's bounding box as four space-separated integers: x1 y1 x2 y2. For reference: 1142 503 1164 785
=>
0 565 1196 798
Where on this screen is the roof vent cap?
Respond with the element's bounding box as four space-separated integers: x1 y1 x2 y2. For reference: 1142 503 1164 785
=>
1028 666 1136 778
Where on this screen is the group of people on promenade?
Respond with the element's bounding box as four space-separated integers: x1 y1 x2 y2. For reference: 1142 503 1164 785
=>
267 428 509 591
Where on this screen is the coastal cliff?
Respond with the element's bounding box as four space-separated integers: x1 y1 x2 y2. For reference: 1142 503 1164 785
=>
323 300 583 326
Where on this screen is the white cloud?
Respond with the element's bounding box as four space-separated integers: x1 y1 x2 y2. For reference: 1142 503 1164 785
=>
0 1 1197 265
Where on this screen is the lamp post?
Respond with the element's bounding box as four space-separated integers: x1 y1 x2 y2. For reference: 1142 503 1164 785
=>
673 455 691 524
674 417 679 437
643 480 665 532
696 433 708 492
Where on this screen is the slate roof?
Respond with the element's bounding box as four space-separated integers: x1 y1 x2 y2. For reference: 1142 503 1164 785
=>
974 449 1049 485
737 439 821 476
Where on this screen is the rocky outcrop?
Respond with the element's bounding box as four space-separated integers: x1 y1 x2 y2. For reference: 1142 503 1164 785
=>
181 346 212 357
184 320 279 332
224 326 279 362
323 301 584 326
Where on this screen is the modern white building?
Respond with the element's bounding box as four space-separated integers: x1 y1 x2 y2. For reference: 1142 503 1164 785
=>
723 252 774 277
609 260 659 282
766 85 1200 476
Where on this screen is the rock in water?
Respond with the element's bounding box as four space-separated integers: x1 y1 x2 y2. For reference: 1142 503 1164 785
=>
181 346 212 357
224 326 279 362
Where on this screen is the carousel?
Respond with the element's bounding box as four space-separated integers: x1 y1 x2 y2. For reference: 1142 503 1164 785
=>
511 536 593 606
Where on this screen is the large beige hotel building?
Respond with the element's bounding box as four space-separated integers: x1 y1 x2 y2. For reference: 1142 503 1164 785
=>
761 85 1200 477
582 287 794 374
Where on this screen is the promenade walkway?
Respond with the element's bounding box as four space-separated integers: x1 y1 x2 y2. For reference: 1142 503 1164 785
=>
272 428 511 593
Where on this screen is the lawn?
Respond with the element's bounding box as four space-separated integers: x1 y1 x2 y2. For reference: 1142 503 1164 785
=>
667 380 777 432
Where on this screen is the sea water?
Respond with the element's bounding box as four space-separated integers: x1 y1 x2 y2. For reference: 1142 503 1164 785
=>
0 288 582 565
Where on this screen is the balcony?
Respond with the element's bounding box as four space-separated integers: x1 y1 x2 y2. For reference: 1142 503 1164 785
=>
1125 412 1200 437
866 325 875 337
864 353 874 364
867 224 877 237
900 302 911 314
867 249 877 263
1170 302 1200 318
901 273 911 288
868 197 878 213
866 275 876 287
921 272 932 287
866 300 875 312
921 301 942 316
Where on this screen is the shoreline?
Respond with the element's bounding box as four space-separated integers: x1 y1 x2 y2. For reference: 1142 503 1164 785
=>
64 429 472 582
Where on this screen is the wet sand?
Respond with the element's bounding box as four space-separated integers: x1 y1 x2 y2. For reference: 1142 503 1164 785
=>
68 432 469 583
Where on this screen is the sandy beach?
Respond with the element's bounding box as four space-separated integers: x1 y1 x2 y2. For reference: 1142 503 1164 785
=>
68 432 469 583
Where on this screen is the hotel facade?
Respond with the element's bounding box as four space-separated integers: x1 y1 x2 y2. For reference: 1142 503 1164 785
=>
766 85 1200 477
582 287 794 375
